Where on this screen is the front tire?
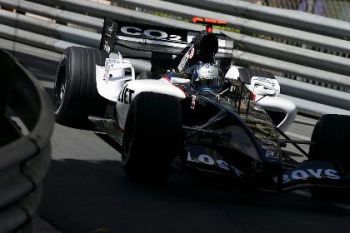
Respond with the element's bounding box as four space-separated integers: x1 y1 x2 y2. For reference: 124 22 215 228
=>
309 114 350 169
54 47 108 128
122 92 183 182
309 114 350 198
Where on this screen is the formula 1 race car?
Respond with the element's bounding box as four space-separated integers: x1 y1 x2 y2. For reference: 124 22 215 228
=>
54 17 350 194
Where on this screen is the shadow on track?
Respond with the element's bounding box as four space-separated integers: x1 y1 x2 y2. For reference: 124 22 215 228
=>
39 158 350 233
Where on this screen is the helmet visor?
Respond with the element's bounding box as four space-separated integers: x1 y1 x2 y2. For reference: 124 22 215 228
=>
193 63 223 91
194 76 223 91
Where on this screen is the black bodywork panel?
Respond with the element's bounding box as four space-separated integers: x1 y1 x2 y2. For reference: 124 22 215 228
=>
180 87 350 191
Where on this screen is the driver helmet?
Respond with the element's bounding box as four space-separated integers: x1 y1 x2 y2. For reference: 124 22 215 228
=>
191 63 224 92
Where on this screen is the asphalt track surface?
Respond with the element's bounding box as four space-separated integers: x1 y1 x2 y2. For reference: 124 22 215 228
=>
14 52 350 233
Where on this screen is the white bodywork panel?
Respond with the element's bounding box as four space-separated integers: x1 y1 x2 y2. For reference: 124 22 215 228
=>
225 66 280 97
256 96 297 132
225 66 296 131
116 79 186 129
96 57 135 102
248 76 280 97
96 59 296 132
96 56 186 130
225 66 240 80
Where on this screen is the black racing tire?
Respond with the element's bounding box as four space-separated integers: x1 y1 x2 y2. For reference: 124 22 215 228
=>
309 114 350 198
309 114 350 169
122 92 183 182
54 47 108 128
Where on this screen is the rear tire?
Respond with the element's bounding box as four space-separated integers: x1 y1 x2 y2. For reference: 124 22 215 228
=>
309 114 350 198
122 92 183 182
54 47 108 128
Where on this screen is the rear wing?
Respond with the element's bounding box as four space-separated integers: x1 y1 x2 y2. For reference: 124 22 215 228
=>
100 18 234 58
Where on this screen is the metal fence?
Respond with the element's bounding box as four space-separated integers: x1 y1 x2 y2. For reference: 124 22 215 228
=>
0 50 54 233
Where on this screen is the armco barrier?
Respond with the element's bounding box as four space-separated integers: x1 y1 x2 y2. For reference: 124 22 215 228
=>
20 0 350 87
0 24 83 53
0 37 62 62
0 49 54 233
118 0 350 54
2 0 348 81
2 0 350 77
165 0 350 39
0 0 350 115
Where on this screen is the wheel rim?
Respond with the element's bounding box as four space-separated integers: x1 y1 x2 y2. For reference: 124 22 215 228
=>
122 115 136 165
122 128 133 165
54 67 66 112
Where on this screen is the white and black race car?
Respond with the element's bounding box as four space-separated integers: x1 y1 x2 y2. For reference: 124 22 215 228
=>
54 17 350 194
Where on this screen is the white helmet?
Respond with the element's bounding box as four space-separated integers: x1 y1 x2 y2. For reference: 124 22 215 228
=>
192 63 223 92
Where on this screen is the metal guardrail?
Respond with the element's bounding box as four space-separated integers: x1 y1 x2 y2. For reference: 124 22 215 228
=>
117 0 350 69
0 38 62 62
117 0 350 87
165 0 350 39
23 0 347 77
278 76 350 112
0 49 54 233
0 0 349 116
20 0 350 88
240 0 350 23
121 0 350 49
0 23 83 52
